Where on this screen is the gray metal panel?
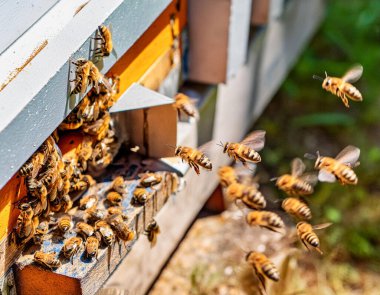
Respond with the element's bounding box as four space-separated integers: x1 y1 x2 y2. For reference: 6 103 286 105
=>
226 0 252 80
110 83 174 113
0 0 60 53
0 0 171 189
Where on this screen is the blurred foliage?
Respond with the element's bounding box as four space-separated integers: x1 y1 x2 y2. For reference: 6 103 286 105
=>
255 0 380 267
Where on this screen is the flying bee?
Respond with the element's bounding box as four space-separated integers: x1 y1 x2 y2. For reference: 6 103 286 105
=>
57 215 73 233
108 215 135 245
95 220 115 246
173 93 199 120
218 166 238 188
108 207 128 220
273 158 317 196
306 145 360 185
76 222 95 237
218 130 266 168
79 194 98 210
33 220 50 244
313 64 363 108
85 235 100 260
34 251 61 270
132 188 150 206
246 251 280 293
109 176 126 194
139 173 162 187
174 146 212 175
282 197 312 220
62 237 83 263
246 211 285 234
86 206 106 222
296 222 332 255
144 219 160 247
106 191 123 205
92 25 115 58
19 151 45 178
225 182 266 210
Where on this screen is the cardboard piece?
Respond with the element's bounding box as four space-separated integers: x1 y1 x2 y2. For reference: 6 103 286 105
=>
187 0 252 84
110 83 177 159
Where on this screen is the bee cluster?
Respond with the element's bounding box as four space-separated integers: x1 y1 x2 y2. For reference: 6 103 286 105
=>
12 25 183 273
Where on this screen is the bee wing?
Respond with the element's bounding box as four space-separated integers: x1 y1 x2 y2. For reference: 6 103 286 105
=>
312 223 332 230
341 64 363 83
291 158 305 177
335 145 360 166
318 169 336 183
299 172 318 186
240 130 266 152
100 76 113 92
254 269 267 293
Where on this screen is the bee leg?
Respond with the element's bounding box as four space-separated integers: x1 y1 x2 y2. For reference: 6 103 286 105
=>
254 270 267 294
314 246 323 255
340 93 350 108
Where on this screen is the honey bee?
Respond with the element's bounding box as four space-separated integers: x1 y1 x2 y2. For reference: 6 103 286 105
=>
313 64 363 108
86 206 106 222
26 177 48 211
34 251 61 270
14 203 38 245
218 166 238 188
282 197 312 220
296 222 332 255
219 130 266 168
246 211 285 234
79 194 98 210
82 112 111 141
132 187 150 206
33 220 50 244
57 215 73 233
77 136 93 171
62 237 83 263
174 146 212 175
307 145 360 185
76 222 95 237
139 173 162 187
93 25 114 57
144 219 160 247
95 220 115 246
274 158 317 196
225 182 266 210
85 235 100 260
246 251 280 292
173 93 199 120
71 59 92 95
106 191 123 205
108 207 128 220
109 176 126 194
108 215 135 245
59 110 83 130
62 194 73 213
19 151 45 178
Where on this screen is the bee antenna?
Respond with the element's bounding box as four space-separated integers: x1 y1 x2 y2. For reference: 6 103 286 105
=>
216 141 224 148
316 150 320 158
270 177 278 182
312 75 324 81
325 71 328 78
